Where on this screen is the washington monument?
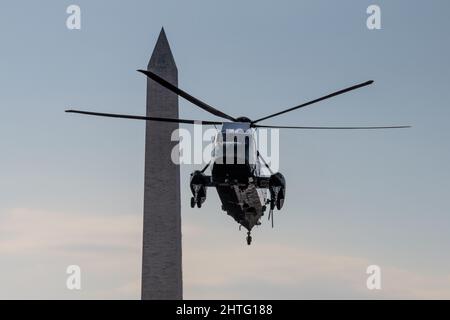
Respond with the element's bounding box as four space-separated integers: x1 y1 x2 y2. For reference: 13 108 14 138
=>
141 28 182 300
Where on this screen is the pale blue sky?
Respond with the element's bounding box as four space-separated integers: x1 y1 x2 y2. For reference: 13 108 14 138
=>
1 0 450 299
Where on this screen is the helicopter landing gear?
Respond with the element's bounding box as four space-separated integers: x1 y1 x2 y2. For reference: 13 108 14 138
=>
246 231 252 245
269 173 286 211
269 198 275 211
276 197 284 210
190 196 203 208
190 171 208 209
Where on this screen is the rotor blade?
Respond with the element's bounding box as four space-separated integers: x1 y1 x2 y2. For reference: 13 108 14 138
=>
65 110 223 125
137 69 236 122
253 124 411 130
252 80 374 124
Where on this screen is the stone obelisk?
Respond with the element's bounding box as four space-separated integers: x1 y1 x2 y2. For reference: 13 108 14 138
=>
141 28 182 300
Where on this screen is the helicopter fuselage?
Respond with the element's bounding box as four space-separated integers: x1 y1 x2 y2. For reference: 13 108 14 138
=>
190 122 286 244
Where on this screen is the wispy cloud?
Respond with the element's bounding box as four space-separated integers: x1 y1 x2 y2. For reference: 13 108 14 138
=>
0 208 141 299
1 207 450 299
182 224 450 299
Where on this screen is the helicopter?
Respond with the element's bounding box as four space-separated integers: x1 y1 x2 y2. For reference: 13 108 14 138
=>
66 69 410 245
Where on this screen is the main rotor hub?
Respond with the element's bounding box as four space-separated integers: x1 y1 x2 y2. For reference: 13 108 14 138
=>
235 116 252 123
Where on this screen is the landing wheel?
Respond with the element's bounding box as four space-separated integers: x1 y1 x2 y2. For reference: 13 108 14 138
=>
197 200 202 208
276 198 284 210
190 197 196 208
246 232 252 245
